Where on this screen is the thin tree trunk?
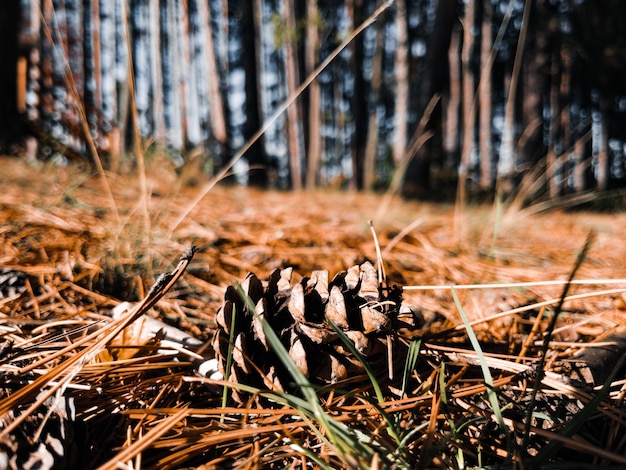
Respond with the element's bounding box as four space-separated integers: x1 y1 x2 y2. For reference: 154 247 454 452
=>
596 96 609 190
573 134 586 192
460 0 475 188
284 0 303 190
305 0 321 189
548 50 561 198
177 1 191 148
240 0 265 186
519 5 546 168
479 1 492 189
149 0 165 147
363 12 384 191
497 0 531 191
392 0 409 167
198 0 227 153
559 43 571 195
443 23 461 172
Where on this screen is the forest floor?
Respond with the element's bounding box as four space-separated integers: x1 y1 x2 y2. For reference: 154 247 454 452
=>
2 155 626 468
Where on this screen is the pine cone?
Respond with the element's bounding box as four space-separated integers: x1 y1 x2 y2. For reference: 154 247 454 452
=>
213 262 419 402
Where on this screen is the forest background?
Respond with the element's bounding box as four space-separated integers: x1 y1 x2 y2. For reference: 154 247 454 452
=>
1 0 626 203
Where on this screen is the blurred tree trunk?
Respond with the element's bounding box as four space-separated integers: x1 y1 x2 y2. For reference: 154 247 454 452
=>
305 0 321 189
460 0 476 194
198 0 227 161
149 0 165 147
478 0 492 189
284 0 303 190
559 42 571 194
401 0 456 198
596 96 609 190
348 0 367 191
547 49 562 198
392 0 409 168
443 23 461 173
196 0 227 160
363 9 384 191
497 0 531 194
84 0 102 138
240 1 266 186
519 1 547 169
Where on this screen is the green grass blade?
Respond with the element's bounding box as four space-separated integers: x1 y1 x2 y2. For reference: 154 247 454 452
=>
401 338 421 398
451 287 513 458
325 316 384 404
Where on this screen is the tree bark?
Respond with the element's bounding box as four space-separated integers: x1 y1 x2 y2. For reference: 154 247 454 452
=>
478 1 493 189
596 96 609 190
497 0 531 193
443 22 461 172
238 1 266 186
392 0 409 168
284 0 303 190
363 8 384 191
198 0 227 161
460 0 476 191
401 0 456 198
305 0 321 189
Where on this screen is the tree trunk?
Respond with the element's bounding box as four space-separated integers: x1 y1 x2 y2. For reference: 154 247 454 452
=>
401 0 456 198
519 2 547 168
443 22 461 172
596 96 609 190
284 0 303 190
460 0 476 192
478 1 493 189
347 0 367 191
497 0 531 193
392 0 409 167
547 50 561 199
305 0 321 190
238 1 266 186
363 9 384 191
198 0 228 160
150 0 165 147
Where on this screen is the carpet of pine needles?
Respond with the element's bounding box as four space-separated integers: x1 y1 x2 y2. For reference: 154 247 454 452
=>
2 156 626 468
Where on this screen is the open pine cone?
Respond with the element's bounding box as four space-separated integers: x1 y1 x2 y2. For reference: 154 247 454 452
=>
212 262 422 402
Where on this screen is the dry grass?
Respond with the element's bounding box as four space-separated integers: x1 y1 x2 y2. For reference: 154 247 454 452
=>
2 156 626 468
